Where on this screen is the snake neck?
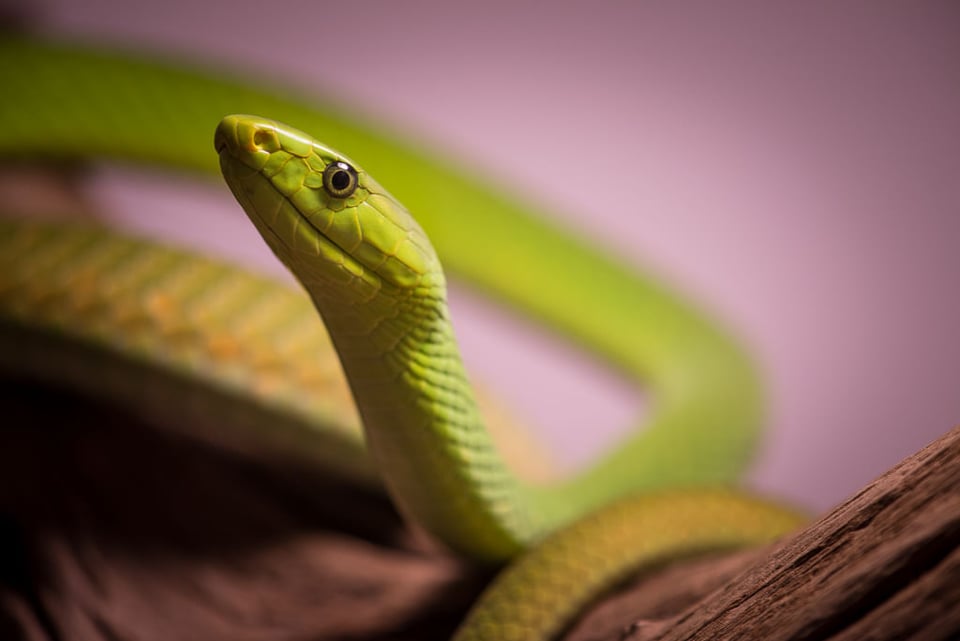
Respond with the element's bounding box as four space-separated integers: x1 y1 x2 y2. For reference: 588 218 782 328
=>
307 279 538 561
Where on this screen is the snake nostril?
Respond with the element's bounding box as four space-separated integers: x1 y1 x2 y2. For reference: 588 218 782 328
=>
253 129 272 149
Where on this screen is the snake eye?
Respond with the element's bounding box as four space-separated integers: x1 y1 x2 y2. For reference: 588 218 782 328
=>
322 161 359 198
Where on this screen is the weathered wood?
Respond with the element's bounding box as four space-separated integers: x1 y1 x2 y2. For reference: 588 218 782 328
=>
566 425 960 641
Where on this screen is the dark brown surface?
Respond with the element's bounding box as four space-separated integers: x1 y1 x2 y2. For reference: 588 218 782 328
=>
0 381 487 640
1 379 957 641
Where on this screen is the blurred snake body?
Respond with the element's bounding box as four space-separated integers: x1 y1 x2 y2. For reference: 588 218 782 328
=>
0 38 802 640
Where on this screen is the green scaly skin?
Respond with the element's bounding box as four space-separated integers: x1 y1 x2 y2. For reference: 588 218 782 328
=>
215 115 804 639
0 37 805 640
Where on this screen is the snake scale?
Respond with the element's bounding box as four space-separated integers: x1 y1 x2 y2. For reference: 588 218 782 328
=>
0 37 803 640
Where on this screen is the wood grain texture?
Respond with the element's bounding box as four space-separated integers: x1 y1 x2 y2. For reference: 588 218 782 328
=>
566 425 960 641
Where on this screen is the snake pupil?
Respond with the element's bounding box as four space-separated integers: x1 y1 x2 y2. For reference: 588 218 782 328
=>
322 161 358 198
331 170 350 190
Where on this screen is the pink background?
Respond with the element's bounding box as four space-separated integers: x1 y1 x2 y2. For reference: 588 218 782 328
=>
23 1 960 511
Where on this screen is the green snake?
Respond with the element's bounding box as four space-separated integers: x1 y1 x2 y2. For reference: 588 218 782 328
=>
0 37 803 640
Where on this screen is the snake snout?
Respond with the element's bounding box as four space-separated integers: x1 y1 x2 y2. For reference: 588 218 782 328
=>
213 115 239 156
215 114 268 157
214 115 277 176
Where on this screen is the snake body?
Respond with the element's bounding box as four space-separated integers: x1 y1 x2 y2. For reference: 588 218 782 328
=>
0 218 372 481
0 38 803 640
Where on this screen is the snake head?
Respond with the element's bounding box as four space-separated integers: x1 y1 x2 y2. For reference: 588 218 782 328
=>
215 114 441 302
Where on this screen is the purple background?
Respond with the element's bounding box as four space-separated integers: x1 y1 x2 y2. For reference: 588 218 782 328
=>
25 1 960 511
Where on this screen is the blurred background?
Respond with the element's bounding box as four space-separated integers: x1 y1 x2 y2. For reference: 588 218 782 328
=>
10 1 960 512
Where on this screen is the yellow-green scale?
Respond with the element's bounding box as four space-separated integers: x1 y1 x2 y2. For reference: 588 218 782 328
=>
325 289 536 560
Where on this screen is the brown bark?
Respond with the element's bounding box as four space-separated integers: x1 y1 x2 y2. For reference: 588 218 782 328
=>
1 378 957 641
566 425 960 641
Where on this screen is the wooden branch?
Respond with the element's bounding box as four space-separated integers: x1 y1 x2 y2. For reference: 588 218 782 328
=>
565 425 960 641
